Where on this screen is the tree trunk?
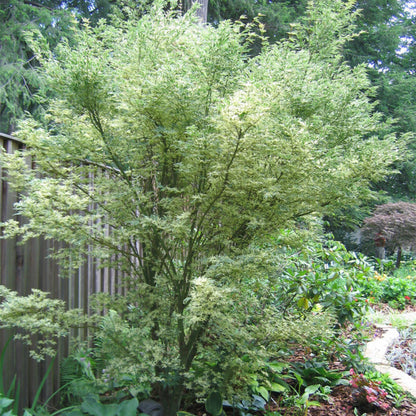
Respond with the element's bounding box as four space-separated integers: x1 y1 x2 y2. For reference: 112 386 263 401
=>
159 381 185 416
194 0 208 23
183 0 208 23
395 246 402 269
375 246 385 260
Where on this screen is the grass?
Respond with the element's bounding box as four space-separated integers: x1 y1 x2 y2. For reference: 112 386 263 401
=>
366 308 416 329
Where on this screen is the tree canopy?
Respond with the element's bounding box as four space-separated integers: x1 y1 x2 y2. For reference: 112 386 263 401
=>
0 0 79 133
362 201 416 266
0 0 407 413
1 0 127 134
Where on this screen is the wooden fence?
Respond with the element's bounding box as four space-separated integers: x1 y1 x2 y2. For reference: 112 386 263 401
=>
0 132 126 412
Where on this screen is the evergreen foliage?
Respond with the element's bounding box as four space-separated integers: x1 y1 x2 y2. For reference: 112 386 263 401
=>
0 0 79 133
344 0 416 199
208 0 308 51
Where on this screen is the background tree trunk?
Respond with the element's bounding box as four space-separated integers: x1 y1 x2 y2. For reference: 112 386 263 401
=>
375 246 385 260
183 0 208 23
395 246 402 269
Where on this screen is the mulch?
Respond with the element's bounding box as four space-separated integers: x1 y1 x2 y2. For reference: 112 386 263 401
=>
306 385 416 416
205 385 416 416
371 303 416 314
262 385 416 415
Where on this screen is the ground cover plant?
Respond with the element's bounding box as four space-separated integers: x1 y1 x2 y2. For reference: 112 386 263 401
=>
387 325 416 379
0 0 407 415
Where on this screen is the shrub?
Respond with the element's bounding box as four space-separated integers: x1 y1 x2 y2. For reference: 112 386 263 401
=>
272 238 372 325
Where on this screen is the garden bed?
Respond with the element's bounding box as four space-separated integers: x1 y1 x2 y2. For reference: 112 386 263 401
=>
264 318 416 416
182 328 416 416
306 307 416 416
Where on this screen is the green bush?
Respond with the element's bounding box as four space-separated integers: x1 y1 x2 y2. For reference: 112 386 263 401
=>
358 266 416 309
96 246 339 403
270 236 372 325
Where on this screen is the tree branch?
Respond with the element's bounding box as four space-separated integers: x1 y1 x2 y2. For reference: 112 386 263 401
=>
23 0 53 10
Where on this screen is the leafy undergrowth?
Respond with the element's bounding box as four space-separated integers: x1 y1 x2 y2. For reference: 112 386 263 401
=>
182 314 416 416
184 373 416 416
183 344 416 416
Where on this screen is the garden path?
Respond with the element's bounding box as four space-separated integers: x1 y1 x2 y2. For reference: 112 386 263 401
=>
364 312 416 398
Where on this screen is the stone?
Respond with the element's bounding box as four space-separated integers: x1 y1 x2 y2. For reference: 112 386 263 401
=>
364 314 416 398
139 399 164 416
